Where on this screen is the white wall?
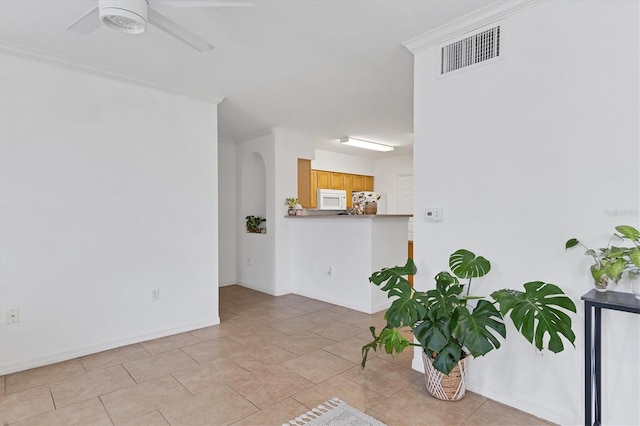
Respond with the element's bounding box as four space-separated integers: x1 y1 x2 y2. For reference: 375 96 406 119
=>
236 131 275 294
218 140 237 286
410 1 639 424
289 216 408 313
312 150 375 175
0 54 220 374
373 155 413 214
274 128 316 295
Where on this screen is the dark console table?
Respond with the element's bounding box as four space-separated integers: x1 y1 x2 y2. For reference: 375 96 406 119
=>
582 289 640 426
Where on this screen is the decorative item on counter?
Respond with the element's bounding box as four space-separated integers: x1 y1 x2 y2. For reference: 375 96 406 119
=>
353 192 381 215
245 215 266 233
295 203 304 216
285 197 299 216
565 225 640 292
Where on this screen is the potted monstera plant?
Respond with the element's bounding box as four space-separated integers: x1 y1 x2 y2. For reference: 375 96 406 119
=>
361 249 576 401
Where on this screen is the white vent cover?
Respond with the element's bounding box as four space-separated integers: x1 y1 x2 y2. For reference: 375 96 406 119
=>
440 25 501 75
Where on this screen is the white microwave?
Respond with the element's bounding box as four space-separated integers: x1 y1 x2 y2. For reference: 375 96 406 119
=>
317 189 347 210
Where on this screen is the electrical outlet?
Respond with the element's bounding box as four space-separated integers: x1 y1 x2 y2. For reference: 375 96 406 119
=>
152 289 160 302
7 308 19 324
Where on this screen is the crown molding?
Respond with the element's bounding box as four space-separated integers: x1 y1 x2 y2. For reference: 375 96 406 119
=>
235 127 274 144
0 41 224 105
218 137 236 145
403 0 546 54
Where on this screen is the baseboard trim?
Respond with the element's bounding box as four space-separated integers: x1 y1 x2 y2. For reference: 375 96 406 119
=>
235 281 279 296
465 382 567 425
408 352 569 425
0 318 220 375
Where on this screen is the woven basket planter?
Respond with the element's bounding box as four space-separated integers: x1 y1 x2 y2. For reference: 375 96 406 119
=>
422 351 469 401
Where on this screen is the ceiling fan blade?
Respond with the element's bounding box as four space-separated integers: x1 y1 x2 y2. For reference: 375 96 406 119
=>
147 8 214 52
66 6 101 35
149 0 253 7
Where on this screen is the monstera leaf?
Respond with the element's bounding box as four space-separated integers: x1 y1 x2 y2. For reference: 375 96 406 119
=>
430 340 464 375
453 300 506 358
413 315 451 355
384 283 428 329
361 325 413 368
424 272 463 321
450 249 491 279
369 258 416 292
368 258 424 329
492 282 576 353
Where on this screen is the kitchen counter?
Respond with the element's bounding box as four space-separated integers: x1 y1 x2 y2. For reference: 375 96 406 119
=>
284 214 412 218
287 214 410 313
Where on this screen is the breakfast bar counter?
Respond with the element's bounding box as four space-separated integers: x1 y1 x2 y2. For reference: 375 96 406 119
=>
286 214 411 313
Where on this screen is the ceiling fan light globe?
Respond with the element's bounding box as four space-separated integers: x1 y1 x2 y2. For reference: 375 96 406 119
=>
99 0 148 34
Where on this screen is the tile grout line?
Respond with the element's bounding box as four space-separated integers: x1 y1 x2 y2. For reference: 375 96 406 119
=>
98 395 117 426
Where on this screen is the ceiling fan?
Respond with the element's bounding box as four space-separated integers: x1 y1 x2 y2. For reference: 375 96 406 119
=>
66 0 252 52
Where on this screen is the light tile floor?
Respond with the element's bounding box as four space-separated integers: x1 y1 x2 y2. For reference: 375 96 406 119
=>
0 285 553 425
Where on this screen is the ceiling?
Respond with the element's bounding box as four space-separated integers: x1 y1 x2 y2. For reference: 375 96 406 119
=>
0 0 495 157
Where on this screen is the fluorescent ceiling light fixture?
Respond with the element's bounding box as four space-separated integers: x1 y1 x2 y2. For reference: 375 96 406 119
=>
340 137 394 152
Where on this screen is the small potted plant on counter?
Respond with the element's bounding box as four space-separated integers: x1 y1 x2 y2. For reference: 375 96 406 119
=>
285 197 299 216
361 249 576 401
246 215 266 233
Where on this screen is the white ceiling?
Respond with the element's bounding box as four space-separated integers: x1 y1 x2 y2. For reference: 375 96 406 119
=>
0 0 495 157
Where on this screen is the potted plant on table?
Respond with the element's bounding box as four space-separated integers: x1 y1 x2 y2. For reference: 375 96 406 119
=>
612 225 640 299
565 225 639 292
245 215 266 233
361 249 576 401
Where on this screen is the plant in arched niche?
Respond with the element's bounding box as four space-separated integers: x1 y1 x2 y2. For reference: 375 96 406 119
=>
246 215 266 233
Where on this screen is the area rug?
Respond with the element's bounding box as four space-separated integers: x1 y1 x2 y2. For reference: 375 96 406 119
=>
283 397 387 426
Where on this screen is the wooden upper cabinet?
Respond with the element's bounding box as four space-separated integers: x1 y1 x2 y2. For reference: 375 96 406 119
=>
364 175 374 191
298 166 374 209
329 172 344 189
351 174 365 192
344 175 353 209
297 159 312 208
317 171 331 189
310 170 318 208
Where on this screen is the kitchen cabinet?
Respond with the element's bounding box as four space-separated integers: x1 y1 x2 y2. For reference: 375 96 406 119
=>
330 172 344 189
344 175 353 209
352 175 365 192
297 163 374 209
364 175 374 191
310 170 318 208
317 171 331 189
297 159 312 208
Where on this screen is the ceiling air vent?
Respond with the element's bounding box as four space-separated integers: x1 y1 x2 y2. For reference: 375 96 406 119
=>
440 25 501 75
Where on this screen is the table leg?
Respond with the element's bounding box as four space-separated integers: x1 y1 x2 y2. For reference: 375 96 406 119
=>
594 307 601 426
585 302 592 426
